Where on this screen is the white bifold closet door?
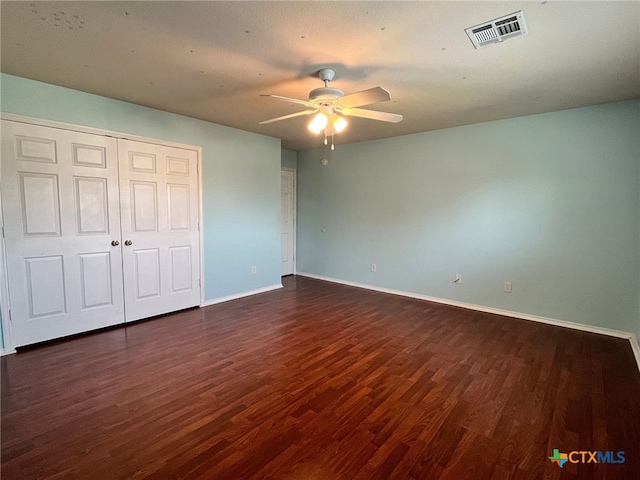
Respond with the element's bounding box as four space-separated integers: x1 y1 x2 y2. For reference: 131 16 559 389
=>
118 139 200 322
1 120 200 347
1 121 125 346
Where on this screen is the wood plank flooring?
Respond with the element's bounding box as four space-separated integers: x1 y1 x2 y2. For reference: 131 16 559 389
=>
2 275 639 480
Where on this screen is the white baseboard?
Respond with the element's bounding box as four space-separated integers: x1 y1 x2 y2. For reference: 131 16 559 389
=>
200 283 283 307
1 348 16 356
297 272 640 372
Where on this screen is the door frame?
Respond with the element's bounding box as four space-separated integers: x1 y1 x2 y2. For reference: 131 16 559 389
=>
0 113 204 354
281 167 296 276
0 181 14 355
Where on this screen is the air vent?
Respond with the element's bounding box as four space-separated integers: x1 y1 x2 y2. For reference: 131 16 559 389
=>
465 11 527 49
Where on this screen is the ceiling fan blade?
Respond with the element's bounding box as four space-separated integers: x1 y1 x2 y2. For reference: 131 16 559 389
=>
260 94 316 108
259 109 317 125
340 107 403 123
337 87 391 108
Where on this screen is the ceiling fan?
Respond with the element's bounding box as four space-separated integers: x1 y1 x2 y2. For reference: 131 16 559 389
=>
260 68 403 149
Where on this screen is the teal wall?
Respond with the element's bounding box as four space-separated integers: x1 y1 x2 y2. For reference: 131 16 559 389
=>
1 73 282 306
2 73 638 347
281 148 298 169
297 100 640 338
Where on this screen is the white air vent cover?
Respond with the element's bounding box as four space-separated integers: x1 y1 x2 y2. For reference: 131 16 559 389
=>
465 11 527 49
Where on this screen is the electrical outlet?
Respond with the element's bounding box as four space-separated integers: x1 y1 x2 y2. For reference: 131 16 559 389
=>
504 282 512 293
371 263 377 272
454 274 462 284
251 266 257 275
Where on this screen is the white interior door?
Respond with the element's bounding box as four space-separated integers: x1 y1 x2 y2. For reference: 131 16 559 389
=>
1 120 124 347
281 169 295 276
118 139 200 322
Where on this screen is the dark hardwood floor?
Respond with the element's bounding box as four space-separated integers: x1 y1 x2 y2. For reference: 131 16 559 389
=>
2 276 639 480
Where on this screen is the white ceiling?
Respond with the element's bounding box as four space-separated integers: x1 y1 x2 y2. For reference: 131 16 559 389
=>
2 1 639 151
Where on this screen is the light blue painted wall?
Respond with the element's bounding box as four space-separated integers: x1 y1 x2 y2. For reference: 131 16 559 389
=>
281 148 298 169
1 73 282 306
297 100 640 338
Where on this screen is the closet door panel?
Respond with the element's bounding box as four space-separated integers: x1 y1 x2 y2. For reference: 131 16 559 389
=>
118 139 200 322
1 121 124 347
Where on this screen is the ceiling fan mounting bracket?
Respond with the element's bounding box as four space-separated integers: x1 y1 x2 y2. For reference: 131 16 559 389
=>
318 68 336 83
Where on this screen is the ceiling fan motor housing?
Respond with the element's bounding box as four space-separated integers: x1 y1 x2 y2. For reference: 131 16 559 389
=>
309 87 344 103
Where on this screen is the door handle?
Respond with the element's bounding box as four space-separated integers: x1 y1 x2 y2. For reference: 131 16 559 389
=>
124 240 133 246
111 240 120 246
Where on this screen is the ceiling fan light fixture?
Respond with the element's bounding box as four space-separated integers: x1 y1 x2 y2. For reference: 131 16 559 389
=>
332 115 348 133
261 68 402 148
308 113 328 134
